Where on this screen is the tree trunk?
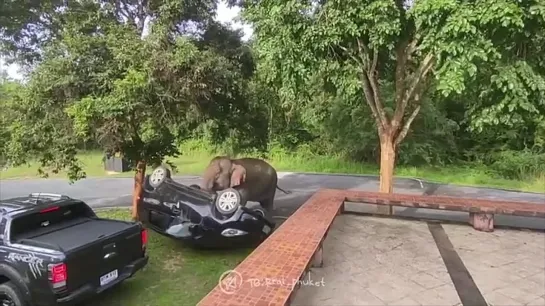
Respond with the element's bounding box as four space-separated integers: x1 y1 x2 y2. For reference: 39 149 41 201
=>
131 161 146 220
377 133 396 215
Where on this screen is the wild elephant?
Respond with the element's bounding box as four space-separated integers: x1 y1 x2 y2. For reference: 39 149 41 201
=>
199 156 290 212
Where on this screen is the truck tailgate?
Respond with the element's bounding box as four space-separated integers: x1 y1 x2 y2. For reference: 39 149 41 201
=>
13 217 144 293
62 219 144 292
9 202 145 293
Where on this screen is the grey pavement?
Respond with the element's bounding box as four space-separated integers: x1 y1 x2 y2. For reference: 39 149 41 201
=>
0 172 543 229
291 214 545 306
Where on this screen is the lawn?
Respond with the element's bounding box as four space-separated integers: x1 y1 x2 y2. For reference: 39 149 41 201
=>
1 148 544 193
82 208 251 306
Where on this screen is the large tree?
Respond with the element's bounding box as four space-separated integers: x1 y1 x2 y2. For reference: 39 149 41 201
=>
2 0 255 220
239 0 545 213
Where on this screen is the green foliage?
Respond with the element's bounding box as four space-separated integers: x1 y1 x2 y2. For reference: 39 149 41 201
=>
1 0 264 181
237 0 545 188
1 0 545 189
0 77 22 167
488 150 545 180
242 0 545 120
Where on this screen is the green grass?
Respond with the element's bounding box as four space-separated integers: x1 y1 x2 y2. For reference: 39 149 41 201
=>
1 147 544 193
0 150 213 179
82 208 251 306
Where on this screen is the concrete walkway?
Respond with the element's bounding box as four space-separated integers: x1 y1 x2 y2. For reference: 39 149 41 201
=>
292 215 545 306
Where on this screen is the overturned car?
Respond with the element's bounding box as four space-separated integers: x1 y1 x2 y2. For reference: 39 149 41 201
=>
138 166 276 248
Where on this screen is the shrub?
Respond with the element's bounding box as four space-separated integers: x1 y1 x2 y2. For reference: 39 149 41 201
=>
489 150 545 180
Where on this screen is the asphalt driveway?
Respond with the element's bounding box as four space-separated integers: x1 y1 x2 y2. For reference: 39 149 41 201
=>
0 172 543 229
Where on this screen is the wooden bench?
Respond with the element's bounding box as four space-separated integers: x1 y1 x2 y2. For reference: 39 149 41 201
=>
197 188 545 306
197 190 342 306
339 189 545 232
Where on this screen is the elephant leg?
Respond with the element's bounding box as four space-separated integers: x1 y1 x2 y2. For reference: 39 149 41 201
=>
234 187 250 206
259 190 276 212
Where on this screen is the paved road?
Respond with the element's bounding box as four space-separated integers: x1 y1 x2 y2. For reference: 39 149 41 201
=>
0 173 543 229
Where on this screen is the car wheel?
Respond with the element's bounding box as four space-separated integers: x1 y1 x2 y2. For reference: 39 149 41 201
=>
149 165 171 188
215 188 241 215
0 281 28 306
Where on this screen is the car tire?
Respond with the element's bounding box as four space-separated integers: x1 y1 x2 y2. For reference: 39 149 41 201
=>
0 281 28 306
149 165 171 188
215 188 241 215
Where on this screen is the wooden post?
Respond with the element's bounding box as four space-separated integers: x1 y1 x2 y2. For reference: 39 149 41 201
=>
311 242 324 268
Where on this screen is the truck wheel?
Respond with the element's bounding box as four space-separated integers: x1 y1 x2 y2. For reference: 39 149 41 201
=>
0 281 27 306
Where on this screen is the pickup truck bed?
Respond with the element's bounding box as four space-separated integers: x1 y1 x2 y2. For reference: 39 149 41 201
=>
13 217 135 252
1 195 148 306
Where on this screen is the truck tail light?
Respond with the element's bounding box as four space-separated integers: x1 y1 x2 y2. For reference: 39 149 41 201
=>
141 228 148 249
48 263 67 289
40 206 60 213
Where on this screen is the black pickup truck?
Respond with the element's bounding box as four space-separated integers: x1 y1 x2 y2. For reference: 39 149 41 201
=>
0 193 149 306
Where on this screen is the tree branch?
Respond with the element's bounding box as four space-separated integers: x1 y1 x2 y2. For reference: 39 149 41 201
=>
356 38 370 66
137 0 149 31
367 48 387 126
393 67 434 146
338 44 384 130
357 38 388 128
392 52 434 126
395 105 420 146
338 45 362 65
114 1 130 23
359 70 382 130
370 48 378 75
406 38 418 62
393 39 409 127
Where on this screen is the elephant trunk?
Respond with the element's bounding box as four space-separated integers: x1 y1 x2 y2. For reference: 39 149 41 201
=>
200 163 218 191
199 179 213 191
199 170 214 191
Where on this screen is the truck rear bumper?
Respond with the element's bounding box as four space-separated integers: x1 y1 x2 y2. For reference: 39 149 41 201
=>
54 255 149 305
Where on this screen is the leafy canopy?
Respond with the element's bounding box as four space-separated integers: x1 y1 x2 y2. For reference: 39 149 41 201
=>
240 0 545 140
2 0 256 180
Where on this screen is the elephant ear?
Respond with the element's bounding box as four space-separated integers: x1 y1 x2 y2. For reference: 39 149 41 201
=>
230 164 246 188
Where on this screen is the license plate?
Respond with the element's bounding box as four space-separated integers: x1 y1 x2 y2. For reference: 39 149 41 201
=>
100 269 118 286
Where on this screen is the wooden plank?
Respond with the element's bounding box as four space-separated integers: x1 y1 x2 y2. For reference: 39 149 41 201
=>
337 189 545 217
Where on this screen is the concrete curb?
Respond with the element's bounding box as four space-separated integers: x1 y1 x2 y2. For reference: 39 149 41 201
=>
272 171 426 189
273 172 544 196
416 180 545 195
